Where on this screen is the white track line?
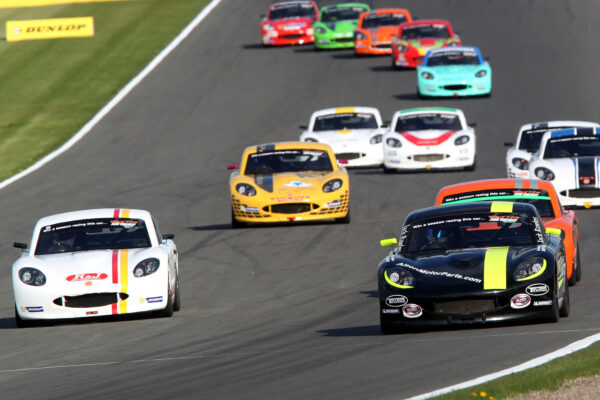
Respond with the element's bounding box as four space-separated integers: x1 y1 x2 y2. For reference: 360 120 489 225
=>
406 332 600 400
0 0 224 192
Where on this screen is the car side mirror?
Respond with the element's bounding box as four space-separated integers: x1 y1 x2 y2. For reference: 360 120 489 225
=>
227 164 239 170
162 234 175 240
468 122 477 127
503 142 514 147
299 125 308 130
380 238 398 247
13 242 27 250
484 56 490 61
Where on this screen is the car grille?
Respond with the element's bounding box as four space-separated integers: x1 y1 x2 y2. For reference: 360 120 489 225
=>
507 169 517 178
374 43 391 49
412 154 446 162
315 191 350 215
231 197 269 219
561 189 600 198
54 293 129 308
443 84 469 91
336 152 363 160
335 37 354 43
434 299 497 314
281 34 303 39
268 203 314 214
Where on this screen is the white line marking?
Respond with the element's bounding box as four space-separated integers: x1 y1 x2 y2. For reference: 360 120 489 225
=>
406 331 600 400
0 0 224 192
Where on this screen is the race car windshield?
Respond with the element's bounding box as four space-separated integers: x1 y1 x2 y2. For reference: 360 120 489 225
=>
426 51 480 66
543 136 600 159
362 13 407 28
313 113 378 131
35 218 151 255
401 24 451 39
395 113 462 132
269 4 316 20
321 7 366 22
245 149 333 174
404 213 539 254
441 189 554 218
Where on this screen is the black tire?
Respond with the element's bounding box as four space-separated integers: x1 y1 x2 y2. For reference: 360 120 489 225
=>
231 208 246 229
383 165 395 174
559 280 570 318
568 247 579 286
15 306 34 328
335 210 351 224
575 247 582 282
464 159 476 171
158 283 174 318
173 274 181 312
380 314 397 335
545 272 560 323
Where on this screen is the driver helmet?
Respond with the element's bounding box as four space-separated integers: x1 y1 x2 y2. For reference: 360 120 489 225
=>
426 228 449 243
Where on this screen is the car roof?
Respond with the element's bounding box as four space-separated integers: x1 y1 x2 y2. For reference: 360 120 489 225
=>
400 19 452 28
311 106 380 117
405 201 539 224
242 141 334 155
397 107 459 115
35 208 152 226
519 120 600 132
321 3 369 11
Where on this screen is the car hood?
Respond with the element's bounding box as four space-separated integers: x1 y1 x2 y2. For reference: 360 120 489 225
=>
268 17 314 29
387 246 543 293
368 26 398 41
406 38 452 53
541 156 600 185
395 129 462 146
317 20 358 33
252 171 334 193
310 129 382 143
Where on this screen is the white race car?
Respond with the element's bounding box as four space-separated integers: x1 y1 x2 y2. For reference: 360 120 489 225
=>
529 127 600 208
382 107 475 172
12 208 180 327
504 120 599 179
299 106 386 167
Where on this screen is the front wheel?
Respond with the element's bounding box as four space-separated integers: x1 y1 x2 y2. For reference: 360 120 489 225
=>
335 210 351 224
173 274 181 312
559 279 570 318
15 306 35 328
380 314 397 335
575 247 582 282
231 208 246 229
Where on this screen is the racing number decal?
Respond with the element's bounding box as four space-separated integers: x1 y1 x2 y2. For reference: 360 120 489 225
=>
484 247 509 290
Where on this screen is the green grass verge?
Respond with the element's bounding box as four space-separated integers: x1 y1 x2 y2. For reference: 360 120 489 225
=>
430 343 600 400
0 0 210 180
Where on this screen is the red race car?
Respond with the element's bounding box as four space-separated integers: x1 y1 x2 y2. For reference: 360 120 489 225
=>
391 20 461 68
354 8 412 56
435 179 581 286
261 1 319 46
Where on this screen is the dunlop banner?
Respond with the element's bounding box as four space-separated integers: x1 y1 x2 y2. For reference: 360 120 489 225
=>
0 0 122 7
6 17 94 41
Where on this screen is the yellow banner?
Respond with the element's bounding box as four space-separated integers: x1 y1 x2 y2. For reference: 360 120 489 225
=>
0 0 123 7
6 16 94 41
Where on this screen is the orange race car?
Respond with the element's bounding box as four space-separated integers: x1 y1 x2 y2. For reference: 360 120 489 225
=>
354 8 412 56
435 179 581 286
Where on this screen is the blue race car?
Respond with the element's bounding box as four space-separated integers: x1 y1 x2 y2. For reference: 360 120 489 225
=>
417 46 492 97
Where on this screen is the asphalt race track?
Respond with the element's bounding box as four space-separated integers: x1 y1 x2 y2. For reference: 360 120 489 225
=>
1 1 599 399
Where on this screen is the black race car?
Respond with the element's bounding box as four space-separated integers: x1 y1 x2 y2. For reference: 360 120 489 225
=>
377 201 569 334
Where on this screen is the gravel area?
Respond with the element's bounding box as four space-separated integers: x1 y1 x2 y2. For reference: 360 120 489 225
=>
504 375 600 400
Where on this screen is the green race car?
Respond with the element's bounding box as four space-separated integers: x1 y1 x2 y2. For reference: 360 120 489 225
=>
314 3 370 50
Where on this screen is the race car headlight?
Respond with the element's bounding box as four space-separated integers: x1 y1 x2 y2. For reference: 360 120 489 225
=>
323 179 343 193
396 44 408 52
421 72 434 80
354 32 367 40
534 167 555 181
304 138 318 142
514 258 546 281
512 157 529 170
315 27 326 34
370 134 383 144
475 70 487 78
133 258 160 278
19 268 46 286
454 135 470 145
384 268 415 288
386 138 402 148
236 183 257 196
263 23 274 31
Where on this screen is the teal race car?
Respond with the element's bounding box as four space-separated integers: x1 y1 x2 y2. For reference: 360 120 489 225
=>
313 3 370 50
417 46 492 98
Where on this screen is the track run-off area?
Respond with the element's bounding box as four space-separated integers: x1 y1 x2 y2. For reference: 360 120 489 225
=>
1 1 600 399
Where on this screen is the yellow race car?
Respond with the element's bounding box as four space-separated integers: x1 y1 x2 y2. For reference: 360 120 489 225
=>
229 142 350 227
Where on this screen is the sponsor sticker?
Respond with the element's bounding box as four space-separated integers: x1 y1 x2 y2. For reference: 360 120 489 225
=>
239 206 259 213
526 283 549 296
510 294 531 309
324 201 341 208
385 295 408 307
284 180 311 188
402 304 422 318
144 296 163 303
533 300 553 306
25 306 44 313
66 273 108 282
382 309 400 314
